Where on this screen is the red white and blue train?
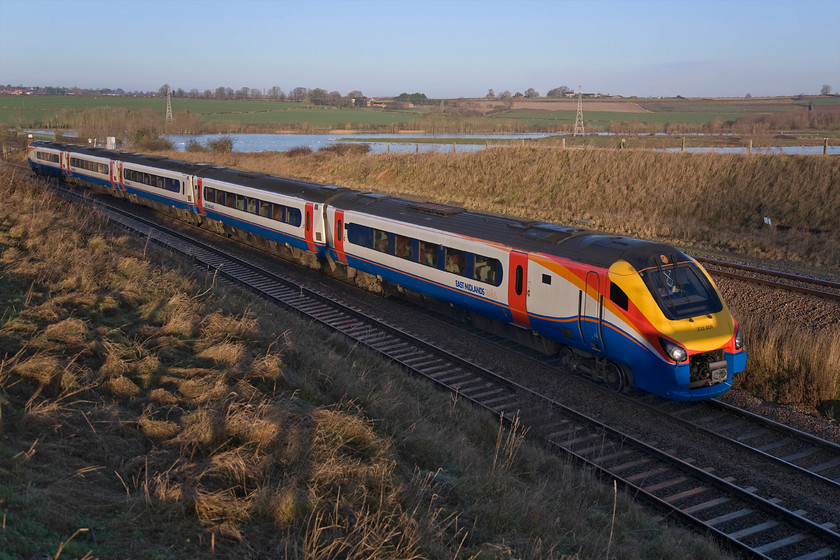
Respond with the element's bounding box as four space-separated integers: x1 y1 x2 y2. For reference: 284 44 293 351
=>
28 140 746 401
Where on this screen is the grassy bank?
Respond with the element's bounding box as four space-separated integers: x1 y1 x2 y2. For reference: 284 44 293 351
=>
0 170 726 558
164 147 840 411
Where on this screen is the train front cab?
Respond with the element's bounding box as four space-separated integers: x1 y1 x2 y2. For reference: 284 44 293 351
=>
606 256 746 401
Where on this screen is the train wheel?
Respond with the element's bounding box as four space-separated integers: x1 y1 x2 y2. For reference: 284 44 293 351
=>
559 346 578 374
604 362 627 393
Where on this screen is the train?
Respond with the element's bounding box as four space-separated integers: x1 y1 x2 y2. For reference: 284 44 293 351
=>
27 140 746 401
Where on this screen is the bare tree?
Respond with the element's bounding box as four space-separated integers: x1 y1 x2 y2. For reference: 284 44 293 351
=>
291 87 309 102
486 88 495 99
821 84 832 95
524 88 539 98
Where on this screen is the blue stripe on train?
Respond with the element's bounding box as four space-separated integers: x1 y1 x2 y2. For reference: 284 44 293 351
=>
205 208 326 256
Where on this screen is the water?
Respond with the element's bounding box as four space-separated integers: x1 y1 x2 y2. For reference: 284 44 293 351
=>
166 132 838 156
166 132 555 154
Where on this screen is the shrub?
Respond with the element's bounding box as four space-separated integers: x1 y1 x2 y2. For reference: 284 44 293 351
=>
129 128 174 151
318 143 371 155
185 139 207 152
286 146 313 157
207 136 234 153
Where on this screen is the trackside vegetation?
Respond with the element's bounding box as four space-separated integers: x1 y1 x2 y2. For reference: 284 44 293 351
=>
0 170 728 558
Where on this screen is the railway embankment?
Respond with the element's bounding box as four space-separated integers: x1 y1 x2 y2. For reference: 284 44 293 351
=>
0 168 730 559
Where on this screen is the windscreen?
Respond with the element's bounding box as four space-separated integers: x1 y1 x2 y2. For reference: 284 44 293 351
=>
639 256 723 320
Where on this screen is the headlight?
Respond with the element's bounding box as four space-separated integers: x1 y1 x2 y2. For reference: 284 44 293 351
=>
734 324 744 350
659 337 687 363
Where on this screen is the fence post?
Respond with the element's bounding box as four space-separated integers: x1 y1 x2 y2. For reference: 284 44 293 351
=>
825 138 829 155
453 143 456 153
681 137 686 153
562 138 566 150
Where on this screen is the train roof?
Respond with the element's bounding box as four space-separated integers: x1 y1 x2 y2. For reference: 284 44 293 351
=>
331 191 688 270
195 165 352 203
30 141 124 161
116 152 214 175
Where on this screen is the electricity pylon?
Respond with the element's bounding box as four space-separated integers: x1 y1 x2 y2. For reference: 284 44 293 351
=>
573 85 584 136
165 85 173 123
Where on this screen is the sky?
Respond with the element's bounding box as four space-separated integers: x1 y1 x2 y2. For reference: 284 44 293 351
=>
1 0 838 99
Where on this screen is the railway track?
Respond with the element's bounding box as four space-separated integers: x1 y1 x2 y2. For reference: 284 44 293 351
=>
45 181 840 560
695 256 840 302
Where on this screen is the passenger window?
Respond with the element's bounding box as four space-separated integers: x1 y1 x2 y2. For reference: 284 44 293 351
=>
226 192 236 207
515 265 523 296
272 204 285 222
235 195 246 211
419 241 438 268
473 255 500 286
287 207 302 227
347 223 373 248
394 234 412 260
373 229 389 253
259 201 270 217
445 247 465 276
205 187 215 201
247 197 257 214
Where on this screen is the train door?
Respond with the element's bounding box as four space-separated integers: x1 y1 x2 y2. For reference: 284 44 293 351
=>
580 271 605 355
194 177 204 214
508 251 530 328
60 151 70 176
333 209 347 263
109 161 117 189
304 202 316 251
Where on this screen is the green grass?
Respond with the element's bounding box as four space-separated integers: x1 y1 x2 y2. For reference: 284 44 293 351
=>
3 95 838 134
0 96 426 129
494 109 760 126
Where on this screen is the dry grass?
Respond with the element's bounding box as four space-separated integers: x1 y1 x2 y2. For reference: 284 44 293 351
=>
734 315 840 409
0 167 728 558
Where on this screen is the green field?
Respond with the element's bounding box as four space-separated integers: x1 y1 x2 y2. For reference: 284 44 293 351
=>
1 94 838 133
202 107 425 127
492 109 746 127
0 96 426 129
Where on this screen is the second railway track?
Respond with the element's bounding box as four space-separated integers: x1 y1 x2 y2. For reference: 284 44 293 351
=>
46 180 840 560
695 256 840 301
